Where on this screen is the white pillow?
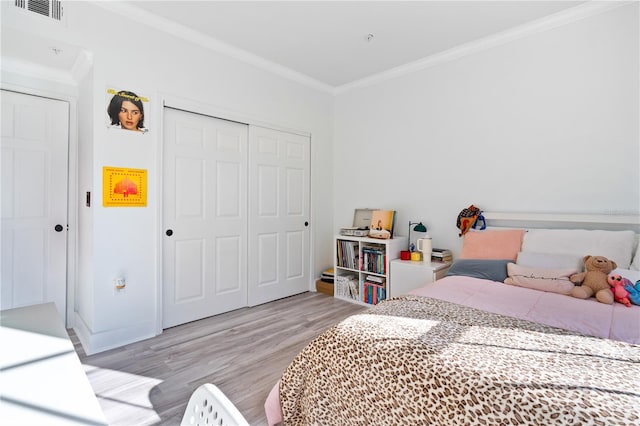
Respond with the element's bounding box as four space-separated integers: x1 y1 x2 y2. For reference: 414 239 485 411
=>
631 235 640 271
612 268 640 284
521 229 636 269
516 251 583 271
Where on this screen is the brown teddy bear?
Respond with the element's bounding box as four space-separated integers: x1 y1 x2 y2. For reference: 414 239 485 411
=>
569 255 617 304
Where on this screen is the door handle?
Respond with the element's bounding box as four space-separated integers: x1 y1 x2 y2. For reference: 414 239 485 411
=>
55 224 64 232
166 229 173 236
304 221 309 227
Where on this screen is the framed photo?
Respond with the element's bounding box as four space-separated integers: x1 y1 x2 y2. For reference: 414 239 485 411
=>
369 210 396 239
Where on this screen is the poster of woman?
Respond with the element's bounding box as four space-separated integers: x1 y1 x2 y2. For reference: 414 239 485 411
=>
106 88 150 133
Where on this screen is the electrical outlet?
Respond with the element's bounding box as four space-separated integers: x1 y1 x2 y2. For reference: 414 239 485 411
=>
113 277 126 294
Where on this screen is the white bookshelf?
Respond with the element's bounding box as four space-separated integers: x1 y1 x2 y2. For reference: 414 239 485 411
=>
334 235 407 305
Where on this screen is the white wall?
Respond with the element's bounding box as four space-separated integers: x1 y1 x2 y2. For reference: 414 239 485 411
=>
76 65 93 327
334 3 639 256
2 2 334 353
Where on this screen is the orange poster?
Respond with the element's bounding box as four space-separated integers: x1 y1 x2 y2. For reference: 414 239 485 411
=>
102 166 147 207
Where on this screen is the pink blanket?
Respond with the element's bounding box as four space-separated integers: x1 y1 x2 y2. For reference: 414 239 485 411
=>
408 275 640 344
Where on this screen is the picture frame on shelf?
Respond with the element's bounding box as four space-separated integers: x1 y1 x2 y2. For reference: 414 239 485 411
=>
369 210 396 239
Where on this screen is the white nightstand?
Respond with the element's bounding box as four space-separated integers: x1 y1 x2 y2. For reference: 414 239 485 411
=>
389 259 451 297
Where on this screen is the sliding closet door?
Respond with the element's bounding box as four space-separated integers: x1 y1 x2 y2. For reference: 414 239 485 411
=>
248 126 310 306
162 107 248 328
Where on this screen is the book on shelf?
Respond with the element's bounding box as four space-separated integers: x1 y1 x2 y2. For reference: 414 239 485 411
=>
348 281 359 299
337 240 359 270
363 281 386 305
335 274 359 301
361 246 386 274
364 274 385 284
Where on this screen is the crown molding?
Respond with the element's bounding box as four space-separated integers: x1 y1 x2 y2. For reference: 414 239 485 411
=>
1 56 76 87
333 1 633 95
94 2 335 95
70 49 93 82
93 1 633 97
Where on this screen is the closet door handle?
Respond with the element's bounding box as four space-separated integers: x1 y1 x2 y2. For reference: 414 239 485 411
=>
54 224 64 232
166 229 173 236
304 221 309 227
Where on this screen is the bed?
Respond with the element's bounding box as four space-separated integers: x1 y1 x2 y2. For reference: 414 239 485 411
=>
265 215 640 425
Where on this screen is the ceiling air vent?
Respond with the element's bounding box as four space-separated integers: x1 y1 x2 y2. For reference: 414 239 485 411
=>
14 0 63 21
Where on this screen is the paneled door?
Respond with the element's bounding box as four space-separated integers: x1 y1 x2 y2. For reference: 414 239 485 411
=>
248 126 310 306
163 107 248 328
1 90 69 321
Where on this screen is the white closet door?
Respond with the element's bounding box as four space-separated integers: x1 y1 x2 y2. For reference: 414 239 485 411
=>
248 126 310 306
1 90 69 321
163 107 248 328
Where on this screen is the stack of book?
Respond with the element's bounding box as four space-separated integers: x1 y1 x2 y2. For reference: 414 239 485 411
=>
316 267 335 296
431 248 453 263
320 268 334 283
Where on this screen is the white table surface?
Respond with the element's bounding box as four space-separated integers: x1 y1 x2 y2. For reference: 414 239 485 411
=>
0 303 107 425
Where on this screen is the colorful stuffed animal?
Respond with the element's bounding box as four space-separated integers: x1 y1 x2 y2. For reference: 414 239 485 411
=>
607 274 631 307
570 255 617 304
624 280 640 306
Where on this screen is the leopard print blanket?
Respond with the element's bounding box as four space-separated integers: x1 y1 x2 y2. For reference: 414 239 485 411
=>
279 296 640 425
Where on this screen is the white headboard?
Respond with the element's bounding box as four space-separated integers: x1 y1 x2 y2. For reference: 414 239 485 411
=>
483 212 640 233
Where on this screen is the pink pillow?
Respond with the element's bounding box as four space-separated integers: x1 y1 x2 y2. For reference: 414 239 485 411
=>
504 263 577 295
460 229 525 261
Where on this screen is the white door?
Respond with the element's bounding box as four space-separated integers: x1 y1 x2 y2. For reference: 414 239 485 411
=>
1 90 69 321
248 126 310 306
163 107 248 328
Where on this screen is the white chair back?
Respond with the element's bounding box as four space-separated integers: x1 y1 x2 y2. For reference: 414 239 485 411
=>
181 383 249 426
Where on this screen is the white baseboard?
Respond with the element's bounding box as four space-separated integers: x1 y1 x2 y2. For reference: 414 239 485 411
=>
73 312 158 355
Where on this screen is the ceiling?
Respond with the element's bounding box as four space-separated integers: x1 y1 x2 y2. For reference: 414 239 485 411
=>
2 1 596 91
126 0 588 89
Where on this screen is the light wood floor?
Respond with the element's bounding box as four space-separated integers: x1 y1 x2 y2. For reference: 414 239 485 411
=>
70 291 367 425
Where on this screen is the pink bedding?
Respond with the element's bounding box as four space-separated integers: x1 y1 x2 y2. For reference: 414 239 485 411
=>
408 275 640 344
